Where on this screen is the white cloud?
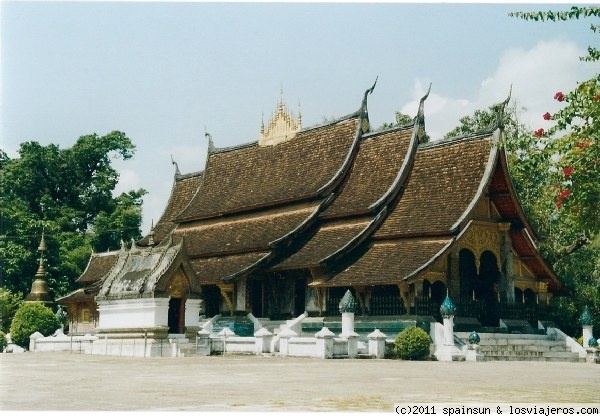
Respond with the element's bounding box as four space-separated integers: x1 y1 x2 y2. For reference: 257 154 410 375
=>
403 39 596 140
113 168 141 196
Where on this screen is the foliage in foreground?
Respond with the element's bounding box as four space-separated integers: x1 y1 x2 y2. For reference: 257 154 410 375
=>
393 327 431 360
0 330 7 352
9 302 61 349
0 288 23 333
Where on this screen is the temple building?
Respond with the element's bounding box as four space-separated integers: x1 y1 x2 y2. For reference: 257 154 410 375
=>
58 82 561 338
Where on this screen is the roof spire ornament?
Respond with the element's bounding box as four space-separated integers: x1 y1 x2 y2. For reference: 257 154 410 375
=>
496 85 512 130
205 128 216 154
148 219 156 247
170 154 181 177
416 83 432 143
359 76 378 134
259 89 301 147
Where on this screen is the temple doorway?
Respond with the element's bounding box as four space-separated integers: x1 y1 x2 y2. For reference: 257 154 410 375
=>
293 278 306 317
168 297 184 334
250 280 266 318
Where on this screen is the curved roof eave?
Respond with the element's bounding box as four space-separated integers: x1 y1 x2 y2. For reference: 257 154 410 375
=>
496 146 540 241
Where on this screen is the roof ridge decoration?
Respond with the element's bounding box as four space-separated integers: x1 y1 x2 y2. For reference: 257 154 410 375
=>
416 83 431 143
316 85 428 277
220 80 378 284
170 154 181 178
496 85 512 132
259 90 302 147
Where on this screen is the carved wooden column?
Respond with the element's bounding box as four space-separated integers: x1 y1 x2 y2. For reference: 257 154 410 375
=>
447 249 461 300
234 278 248 315
498 223 515 303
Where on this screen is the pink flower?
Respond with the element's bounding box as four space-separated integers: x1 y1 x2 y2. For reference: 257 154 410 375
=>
562 166 574 177
554 92 565 102
543 112 551 120
575 140 591 149
558 189 571 200
534 128 544 138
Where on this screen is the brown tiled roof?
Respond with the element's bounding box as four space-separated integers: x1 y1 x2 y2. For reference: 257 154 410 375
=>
190 252 270 285
176 117 359 221
322 128 413 217
139 171 203 246
176 202 320 257
320 238 451 287
273 219 371 269
56 288 96 304
76 251 120 285
376 135 494 238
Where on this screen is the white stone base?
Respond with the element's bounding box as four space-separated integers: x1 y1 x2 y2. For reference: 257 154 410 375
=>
434 345 465 361
466 347 484 362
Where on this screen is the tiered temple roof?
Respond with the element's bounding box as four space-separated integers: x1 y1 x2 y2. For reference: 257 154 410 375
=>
67 82 561 301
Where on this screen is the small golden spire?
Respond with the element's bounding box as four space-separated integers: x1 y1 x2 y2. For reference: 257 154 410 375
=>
26 231 51 304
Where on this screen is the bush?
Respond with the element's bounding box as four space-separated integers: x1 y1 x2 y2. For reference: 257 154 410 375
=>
9 302 60 349
0 330 7 352
393 326 431 360
0 288 23 332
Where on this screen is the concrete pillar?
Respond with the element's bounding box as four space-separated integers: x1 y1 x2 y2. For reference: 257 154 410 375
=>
583 325 593 347
443 317 455 346
315 327 335 359
347 334 359 358
195 329 211 356
278 327 297 357
341 312 355 337
185 298 203 333
367 329 387 359
254 327 273 354
29 331 44 352
580 305 594 347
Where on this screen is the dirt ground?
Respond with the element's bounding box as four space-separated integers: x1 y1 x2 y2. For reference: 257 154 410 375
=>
1 352 599 411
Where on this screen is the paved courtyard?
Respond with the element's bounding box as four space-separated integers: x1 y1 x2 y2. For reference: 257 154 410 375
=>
1 352 599 411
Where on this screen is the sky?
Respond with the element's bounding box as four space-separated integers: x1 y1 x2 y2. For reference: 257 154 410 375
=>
2 2 597 235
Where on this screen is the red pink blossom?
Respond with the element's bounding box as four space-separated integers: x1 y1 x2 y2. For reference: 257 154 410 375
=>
575 140 592 149
543 112 551 120
554 92 565 102
534 128 544 138
562 166 574 177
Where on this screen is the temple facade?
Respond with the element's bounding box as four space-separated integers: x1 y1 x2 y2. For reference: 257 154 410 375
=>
58 82 561 337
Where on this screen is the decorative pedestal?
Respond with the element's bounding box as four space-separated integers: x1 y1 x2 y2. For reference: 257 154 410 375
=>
254 327 273 354
367 329 387 359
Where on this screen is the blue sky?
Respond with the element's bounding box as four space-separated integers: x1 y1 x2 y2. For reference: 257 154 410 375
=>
2 2 597 234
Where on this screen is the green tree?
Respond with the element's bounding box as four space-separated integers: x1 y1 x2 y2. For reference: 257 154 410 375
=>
378 111 414 131
9 302 60 349
0 131 146 299
509 6 599 250
0 288 23 332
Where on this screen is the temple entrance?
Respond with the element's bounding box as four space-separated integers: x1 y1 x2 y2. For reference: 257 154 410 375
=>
250 280 266 318
293 278 306 317
168 297 184 334
203 285 221 317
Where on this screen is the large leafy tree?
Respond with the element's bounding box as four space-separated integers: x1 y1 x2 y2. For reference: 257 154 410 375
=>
506 5 600 335
440 6 600 335
509 6 599 251
0 131 146 299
